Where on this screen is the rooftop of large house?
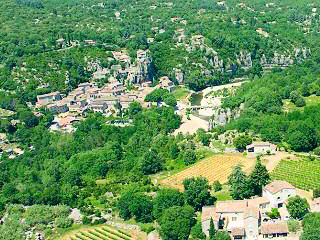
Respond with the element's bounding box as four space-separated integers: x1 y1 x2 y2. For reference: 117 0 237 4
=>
263 180 295 194
201 206 219 222
246 141 277 149
243 206 259 219
37 91 60 99
215 197 269 213
260 222 289 235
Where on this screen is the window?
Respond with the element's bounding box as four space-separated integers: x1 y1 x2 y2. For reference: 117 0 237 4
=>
277 196 281 200
232 217 237 221
288 194 291 197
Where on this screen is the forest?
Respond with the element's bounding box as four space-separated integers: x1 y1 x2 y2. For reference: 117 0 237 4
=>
222 54 320 152
1 0 320 239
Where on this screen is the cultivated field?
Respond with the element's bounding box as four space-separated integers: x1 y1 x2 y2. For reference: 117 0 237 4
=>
160 155 254 191
271 157 320 191
61 225 139 240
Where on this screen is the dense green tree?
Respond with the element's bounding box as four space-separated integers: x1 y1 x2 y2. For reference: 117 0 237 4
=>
233 135 252 151
286 196 310 220
300 213 320 240
184 149 197 165
228 164 254 200
128 101 142 117
190 222 206 240
183 177 215 211
153 188 185 219
213 180 222 192
215 231 231 240
249 158 270 196
139 149 163 175
159 205 195 240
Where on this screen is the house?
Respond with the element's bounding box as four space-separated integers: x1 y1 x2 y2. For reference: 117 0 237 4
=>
261 222 289 238
202 181 294 239
37 92 62 105
262 180 296 208
156 76 176 92
311 198 320 212
246 142 276 155
90 100 108 113
47 100 69 113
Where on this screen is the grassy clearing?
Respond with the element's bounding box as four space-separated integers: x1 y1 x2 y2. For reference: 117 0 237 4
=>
283 95 320 112
211 185 232 201
173 87 190 101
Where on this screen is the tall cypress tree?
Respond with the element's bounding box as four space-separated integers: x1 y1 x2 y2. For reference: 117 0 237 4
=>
249 156 270 196
209 217 216 240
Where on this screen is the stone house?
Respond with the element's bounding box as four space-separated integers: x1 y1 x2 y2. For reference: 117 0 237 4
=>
262 180 296 208
90 100 108 113
47 100 69 113
246 142 276 155
37 92 62 105
202 180 294 239
156 76 176 92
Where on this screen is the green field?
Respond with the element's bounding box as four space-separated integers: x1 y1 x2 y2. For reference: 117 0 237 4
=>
271 158 320 190
65 226 135 240
172 87 189 101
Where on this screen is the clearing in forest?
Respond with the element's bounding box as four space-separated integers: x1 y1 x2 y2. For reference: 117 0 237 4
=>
271 157 320 191
160 155 254 191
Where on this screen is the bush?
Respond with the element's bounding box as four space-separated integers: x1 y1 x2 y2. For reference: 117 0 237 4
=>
288 220 300 233
55 217 73 228
266 208 280 219
313 188 320 199
140 223 155 234
314 147 320 156
82 215 91 225
213 180 222 192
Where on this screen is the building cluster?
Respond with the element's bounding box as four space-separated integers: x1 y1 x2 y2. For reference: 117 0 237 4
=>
34 76 176 132
202 180 302 240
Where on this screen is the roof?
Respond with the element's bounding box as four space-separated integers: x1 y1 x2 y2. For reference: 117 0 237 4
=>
37 91 60 98
246 141 277 149
261 222 289 234
263 180 295 194
201 206 219 222
231 228 244 236
243 206 259 219
311 198 320 212
249 197 270 206
215 200 248 213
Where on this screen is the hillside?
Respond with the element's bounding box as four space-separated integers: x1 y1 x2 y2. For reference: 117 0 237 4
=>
0 0 319 100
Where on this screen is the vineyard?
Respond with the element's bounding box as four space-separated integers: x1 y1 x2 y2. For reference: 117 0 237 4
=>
271 158 320 190
160 155 253 191
64 226 137 240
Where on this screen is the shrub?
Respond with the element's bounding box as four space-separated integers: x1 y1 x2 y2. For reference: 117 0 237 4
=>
213 180 222 192
55 217 73 228
288 219 300 233
82 215 91 225
266 208 280 219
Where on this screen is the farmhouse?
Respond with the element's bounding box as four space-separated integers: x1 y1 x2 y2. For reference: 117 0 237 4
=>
262 180 296 208
202 180 295 239
156 76 176 92
36 92 62 105
246 141 276 155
